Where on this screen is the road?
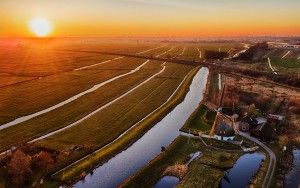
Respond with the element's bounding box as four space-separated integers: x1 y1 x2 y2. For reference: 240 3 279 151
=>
155 46 175 58
239 132 276 188
281 51 290 59
232 43 250 58
197 48 202 59
267 57 278 75
136 44 168 55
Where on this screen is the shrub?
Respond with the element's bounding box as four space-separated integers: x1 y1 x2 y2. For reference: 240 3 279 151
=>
8 150 32 187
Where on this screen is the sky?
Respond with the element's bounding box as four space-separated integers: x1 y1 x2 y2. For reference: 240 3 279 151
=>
1 0 300 37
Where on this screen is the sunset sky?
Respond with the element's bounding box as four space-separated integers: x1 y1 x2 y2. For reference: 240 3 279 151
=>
1 0 300 37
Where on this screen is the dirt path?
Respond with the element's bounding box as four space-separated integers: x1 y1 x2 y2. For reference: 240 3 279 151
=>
267 57 278 75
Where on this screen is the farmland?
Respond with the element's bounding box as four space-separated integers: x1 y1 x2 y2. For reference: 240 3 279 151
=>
2 38 299 188
0 38 207 186
33 62 194 171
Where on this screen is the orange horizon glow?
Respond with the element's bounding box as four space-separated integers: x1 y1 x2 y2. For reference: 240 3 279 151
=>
1 0 300 38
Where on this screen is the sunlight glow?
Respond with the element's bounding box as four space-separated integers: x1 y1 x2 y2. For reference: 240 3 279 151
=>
29 18 52 37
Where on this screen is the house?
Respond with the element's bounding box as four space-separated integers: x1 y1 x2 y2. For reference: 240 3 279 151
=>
267 114 285 121
215 121 235 141
239 116 267 132
239 116 256 132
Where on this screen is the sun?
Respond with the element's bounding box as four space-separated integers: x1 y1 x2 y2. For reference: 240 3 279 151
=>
29 18 52 37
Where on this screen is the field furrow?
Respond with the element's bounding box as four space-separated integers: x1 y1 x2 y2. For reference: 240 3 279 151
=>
0 60 167 152
0 57 148 125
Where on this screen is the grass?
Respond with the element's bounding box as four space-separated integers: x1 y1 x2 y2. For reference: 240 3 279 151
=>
206 72 221 103
270 57 300 69
0 57 146 125
35 63 193 150
0 60 165 152
49 66 199 182
177 164 223 188
0 176 4 188
201 137 242 151
122 136 242 188
182 104 216 133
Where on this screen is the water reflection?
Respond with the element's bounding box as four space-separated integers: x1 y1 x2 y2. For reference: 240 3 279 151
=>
285 148 300 188
154 176 180 188
220 152 265 188
73 68 209 188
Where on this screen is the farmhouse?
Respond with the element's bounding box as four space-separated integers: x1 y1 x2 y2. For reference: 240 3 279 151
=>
215 121 235 141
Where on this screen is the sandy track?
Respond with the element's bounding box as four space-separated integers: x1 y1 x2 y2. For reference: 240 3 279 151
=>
155 47 175 58
281 51 291 59
136 45 168 55
197 48 202 59
267 57 278 75
74 56 124 70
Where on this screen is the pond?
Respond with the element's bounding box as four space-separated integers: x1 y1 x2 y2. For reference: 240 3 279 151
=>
154 176 180 188
285 148 300 188
73 68 209 188
220 152 265 188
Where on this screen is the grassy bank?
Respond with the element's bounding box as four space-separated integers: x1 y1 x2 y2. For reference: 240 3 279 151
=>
122 136 242 188
205 72 221 104
181 104 216 133
51 66 200 182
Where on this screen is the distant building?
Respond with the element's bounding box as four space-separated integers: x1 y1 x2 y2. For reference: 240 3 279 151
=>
267 114 285 121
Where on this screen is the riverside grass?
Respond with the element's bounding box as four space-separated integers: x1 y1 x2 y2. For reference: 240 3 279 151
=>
51 66 200 182
181 104 216 133
122 136 242 188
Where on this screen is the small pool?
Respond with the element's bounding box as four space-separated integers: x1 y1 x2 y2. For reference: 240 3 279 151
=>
285 148 300 188
154 176 180 188
220 152 265 188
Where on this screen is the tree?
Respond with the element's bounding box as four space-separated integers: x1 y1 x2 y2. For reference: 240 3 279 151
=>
8 150 32 187
33 151 54 173
248 103 257 117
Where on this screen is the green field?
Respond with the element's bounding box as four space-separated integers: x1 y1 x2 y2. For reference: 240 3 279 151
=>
35 62 192 151
122 136 242 188
0 60 170 151
270 57 300 69
0 57 148 125
182 104 216 133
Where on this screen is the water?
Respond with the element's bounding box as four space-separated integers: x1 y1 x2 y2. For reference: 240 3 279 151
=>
220 152 265 188
73 67 209 188
285 148 300 188
154 176 180 188
187 151 202 165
